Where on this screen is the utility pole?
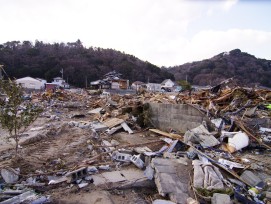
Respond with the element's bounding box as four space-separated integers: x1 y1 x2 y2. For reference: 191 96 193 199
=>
61 68 64 79
0 65 3 80
85 76 88 89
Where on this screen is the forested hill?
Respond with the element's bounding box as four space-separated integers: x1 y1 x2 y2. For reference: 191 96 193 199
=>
0 40 174 87
166 49 271 87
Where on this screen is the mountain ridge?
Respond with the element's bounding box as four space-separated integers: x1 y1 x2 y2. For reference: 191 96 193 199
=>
166 49 271 87
0 40 174 87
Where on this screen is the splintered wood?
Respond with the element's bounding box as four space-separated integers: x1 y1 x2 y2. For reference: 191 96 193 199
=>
149 129 184 141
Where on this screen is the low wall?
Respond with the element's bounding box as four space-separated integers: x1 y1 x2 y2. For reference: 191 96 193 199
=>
148 103 210 134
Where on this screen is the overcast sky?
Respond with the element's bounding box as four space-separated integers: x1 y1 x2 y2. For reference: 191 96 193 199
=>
0 0 270 66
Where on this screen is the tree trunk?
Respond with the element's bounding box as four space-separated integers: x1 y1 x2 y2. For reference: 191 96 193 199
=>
15 135 18 156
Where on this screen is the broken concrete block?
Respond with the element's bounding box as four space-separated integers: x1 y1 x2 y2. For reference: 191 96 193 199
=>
92 171 126 185
155 172 179 196
112 150 132 162
184 124 220 148
144 165 154 180
211 193 231 204
1 168 19 184
92 169 147 187
130 154 144 169
152 157 191 204
66 167 88 183
102 140 115 153
98 165 110 170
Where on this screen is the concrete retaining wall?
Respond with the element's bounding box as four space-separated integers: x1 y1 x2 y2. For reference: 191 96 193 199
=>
148 103 209 133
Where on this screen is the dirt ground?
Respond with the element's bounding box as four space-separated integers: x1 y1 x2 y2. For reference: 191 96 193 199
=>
0 108 163 204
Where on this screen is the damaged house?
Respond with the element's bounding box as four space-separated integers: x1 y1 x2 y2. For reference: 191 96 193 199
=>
90 70 129 90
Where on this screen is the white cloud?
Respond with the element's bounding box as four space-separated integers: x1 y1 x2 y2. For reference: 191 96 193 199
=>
222 0 239 11
0 0 269 67
169 29 271 66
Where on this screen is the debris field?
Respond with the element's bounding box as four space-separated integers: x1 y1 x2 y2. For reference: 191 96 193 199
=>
1 84 271 204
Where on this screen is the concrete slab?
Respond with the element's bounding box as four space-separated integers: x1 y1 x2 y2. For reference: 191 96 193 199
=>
92 169 145 186
91 122 108 132
152 157 192 204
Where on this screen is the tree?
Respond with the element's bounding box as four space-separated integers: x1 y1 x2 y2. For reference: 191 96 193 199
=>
177 80 192 91
0 78 42 155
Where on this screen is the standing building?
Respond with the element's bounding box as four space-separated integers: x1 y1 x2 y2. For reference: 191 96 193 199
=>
16 77 47 90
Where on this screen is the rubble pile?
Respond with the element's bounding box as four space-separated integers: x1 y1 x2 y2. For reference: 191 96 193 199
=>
0 85 271 203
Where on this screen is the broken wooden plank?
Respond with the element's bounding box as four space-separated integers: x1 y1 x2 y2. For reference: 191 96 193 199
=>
235 120 271 150
103 118 124 128
149 129 183 141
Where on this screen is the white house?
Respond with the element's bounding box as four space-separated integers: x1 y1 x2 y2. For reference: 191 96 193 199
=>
16 77 47 90
36 78 47 88
146 83 161 92
161 79 175 90
52 77 70 89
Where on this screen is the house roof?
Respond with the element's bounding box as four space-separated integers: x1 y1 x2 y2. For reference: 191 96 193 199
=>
90 80 111 85
132 81 145 85
16 76 40 82
36 78 47 82
161 79 173 85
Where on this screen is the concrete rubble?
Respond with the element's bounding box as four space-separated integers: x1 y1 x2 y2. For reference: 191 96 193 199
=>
0 83 271 203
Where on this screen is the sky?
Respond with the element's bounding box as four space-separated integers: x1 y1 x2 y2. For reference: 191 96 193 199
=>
0 0 270 67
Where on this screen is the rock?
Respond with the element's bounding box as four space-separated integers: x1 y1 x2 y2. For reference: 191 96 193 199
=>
1 168 19 184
